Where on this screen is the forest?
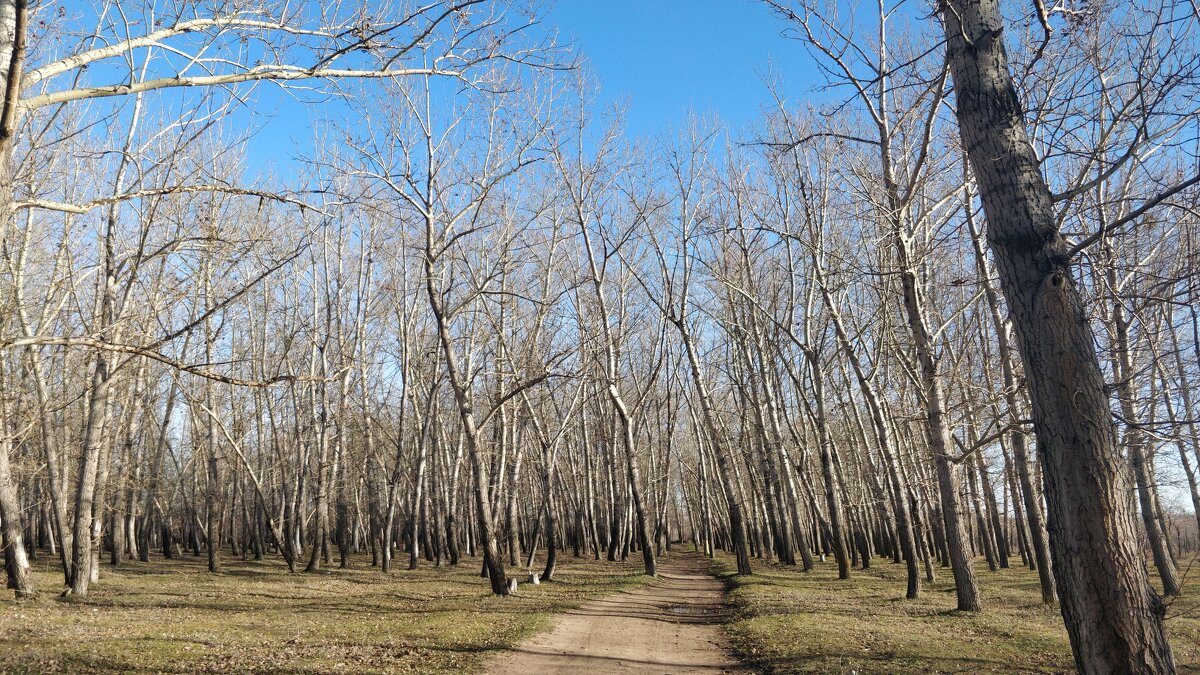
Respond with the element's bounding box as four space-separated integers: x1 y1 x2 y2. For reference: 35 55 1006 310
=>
1 0 1199 673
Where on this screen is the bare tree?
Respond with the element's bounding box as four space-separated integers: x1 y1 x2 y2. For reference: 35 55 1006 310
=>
939 0 1184 669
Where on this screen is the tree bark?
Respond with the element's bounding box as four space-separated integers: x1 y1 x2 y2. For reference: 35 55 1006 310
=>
940 0 1174 669
0 411 33 598
0 0 33 600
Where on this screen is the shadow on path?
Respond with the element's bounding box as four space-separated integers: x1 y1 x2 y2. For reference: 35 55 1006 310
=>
485 552 748 674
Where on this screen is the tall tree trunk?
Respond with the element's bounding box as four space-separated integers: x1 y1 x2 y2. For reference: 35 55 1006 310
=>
0 0 31 600
424 244 508 594
1160 323 1200 536
409 414 429 571
974 451 1009 569
679 333 752 574
614 402 656 576
1103 246 1181 597
816 277 920 598
891 207 980 611
809 354 850 579
941 1 1174 669
69 353 112 595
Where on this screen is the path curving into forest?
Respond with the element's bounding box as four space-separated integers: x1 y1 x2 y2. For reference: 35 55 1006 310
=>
485 552 748 674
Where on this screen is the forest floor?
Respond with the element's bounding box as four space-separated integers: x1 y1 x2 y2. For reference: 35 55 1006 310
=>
0 551 650 673
715 551 1200 674
484 551 746 673
5 549 1199 674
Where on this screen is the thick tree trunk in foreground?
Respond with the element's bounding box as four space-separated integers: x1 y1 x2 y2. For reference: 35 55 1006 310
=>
0 0 33 600
940 1 1174 670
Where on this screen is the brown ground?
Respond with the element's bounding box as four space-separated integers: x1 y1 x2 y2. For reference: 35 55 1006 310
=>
1 553 651 673
485 551 748 674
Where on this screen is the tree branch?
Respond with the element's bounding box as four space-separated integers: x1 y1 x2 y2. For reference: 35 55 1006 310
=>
22 66 463 109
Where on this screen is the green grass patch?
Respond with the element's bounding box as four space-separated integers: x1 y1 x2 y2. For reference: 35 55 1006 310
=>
713 552 1200 674
1 551 651 674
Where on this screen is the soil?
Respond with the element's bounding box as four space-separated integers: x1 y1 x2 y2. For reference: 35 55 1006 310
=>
485 551 748 674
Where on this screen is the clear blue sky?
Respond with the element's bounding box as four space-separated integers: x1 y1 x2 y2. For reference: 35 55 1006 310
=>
544 0 816 136
239 1 818 172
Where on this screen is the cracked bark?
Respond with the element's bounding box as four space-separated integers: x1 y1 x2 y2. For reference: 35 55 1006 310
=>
940 0 1174 669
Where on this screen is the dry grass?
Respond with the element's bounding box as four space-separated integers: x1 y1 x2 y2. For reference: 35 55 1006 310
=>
0 551 650 674
8 546 1197 674
714 551 1200 674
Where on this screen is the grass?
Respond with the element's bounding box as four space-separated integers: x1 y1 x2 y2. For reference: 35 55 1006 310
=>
8 546 1198 674
714 552 1200 674
0 550 651 674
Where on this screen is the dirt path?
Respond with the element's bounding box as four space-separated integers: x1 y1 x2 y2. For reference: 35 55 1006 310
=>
485 552 748 674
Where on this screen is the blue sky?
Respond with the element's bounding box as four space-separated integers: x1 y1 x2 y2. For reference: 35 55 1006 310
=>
232 0 819 165
544 0 817 136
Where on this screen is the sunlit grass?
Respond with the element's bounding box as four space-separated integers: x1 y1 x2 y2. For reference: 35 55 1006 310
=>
0 550 650 674
714 551 1200 674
